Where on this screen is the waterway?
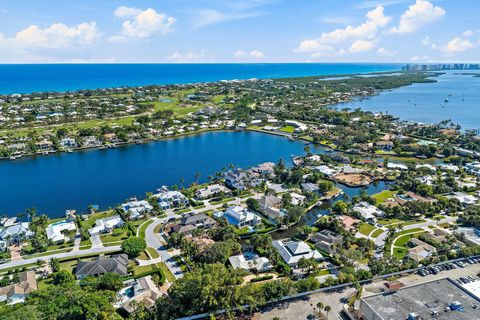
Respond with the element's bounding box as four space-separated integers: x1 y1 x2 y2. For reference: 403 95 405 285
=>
335 71 480 131
0 131 324 218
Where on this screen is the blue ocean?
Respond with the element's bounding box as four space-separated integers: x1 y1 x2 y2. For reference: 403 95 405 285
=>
0 63 400 94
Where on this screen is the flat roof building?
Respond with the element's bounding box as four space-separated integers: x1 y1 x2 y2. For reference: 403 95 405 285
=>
360 278 480 320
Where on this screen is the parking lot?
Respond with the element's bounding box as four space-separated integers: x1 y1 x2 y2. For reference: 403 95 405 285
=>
256 259 480 320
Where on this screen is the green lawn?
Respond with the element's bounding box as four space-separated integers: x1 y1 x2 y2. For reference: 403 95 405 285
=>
372 190 395 204
137 251 150 261
80 210 116 230
279 126 295 133
156 262 175 282
100 230 129 244
392 247 409 259
138 219 154 239
146 247 160 259
59 260 78 273
358 222 376 236
79 239 92 250
371 229 384 238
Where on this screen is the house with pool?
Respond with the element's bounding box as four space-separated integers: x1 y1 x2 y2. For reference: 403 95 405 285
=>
215 206 262 228
46 220 77 243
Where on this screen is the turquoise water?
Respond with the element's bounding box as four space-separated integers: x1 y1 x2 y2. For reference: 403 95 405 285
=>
0 131 322 217
335 71 480 130
50 219 68 226
0 63 399 94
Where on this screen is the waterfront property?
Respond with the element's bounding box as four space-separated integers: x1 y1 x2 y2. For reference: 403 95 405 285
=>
218 206 262 227
46 220 77 243
0 223 33 245
352 202 385 222
153 187 189 210
121 199 153 220
88 215 124 235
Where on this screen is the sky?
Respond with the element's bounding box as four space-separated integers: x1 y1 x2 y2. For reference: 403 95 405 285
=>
0 0 479 63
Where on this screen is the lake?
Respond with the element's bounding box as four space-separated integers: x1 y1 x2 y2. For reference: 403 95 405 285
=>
335 71 480 131
0 63 400 94
0 131 322 217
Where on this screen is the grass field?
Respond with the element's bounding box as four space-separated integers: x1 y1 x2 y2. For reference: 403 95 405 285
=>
146 247 160 259
80 210 116 230
100 230 129 244
279 126 295 133
371 229 384 238
358 222 376 236
138 219 154 239
372 190 395 204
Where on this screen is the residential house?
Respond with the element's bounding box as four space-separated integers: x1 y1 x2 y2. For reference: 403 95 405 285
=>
259 195 284 220
167 213 217 236
272 240 323 266
0 271 37 304
407 238 437 262
310 230 343 254
153 187 189 210
301 183 320 194
88 215 124 235
46 220 76 243
314 165 337 177
228 254 273 273
220 206 262 227
352 202 385 222
121 199 153 220
291 192 306 206
117 276 161 314
224 169 261 190
375 140 394 152
338 215 359 232
248 162 275 177
195 184 230 200
446 192 478 206
0 223 33 245
75 254 129 279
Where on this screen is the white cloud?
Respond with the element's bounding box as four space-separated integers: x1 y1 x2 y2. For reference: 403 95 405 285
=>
0 22 99 50
349 40 376 53
193 9 262 29
443 38 475 53
296 5 390 53
166 50 214 62
234 49 265 59
110 7 175 42
389 0 445 34
462 30 474 37
377 47 396 56
114 6 142 18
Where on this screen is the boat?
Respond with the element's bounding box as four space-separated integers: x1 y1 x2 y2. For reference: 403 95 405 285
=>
444 99 449 103
9 156 17 160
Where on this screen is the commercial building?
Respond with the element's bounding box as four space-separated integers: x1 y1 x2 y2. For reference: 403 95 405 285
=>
360 278 480 320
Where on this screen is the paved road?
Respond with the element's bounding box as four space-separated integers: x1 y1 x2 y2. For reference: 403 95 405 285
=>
0 245 121 271
145 215 184 279
372 216 457 248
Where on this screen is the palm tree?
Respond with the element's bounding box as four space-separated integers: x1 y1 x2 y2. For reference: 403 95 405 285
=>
195 172 201 184
324 305 331 318
304 144 311 155
179 177 185 190
316 302 324 310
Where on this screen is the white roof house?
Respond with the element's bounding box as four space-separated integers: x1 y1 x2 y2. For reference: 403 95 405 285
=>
89 215 124 235
223 206 262 227
121 200 153 220
447 192 478 205
352 202 385 221
153 188 189 210
46 220 77 243
195 184 229 200
387 162 408 171
314 165 337 177
272 240 323 266
228 254 273 272
290 192 306 206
